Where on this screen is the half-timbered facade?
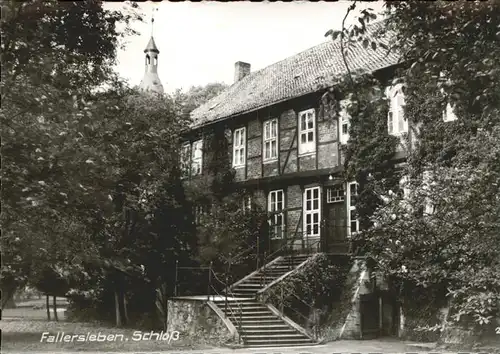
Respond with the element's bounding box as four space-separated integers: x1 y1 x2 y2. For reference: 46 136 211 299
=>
182 22 454 254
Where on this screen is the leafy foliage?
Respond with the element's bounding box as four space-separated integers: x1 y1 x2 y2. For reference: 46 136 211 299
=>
174 83 228 120
183 127 269 286
1 0 138 308
1 0 197 326
326 0 500 330
262 254 351 338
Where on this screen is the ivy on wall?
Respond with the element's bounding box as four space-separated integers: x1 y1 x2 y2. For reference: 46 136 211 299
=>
261 254 351 340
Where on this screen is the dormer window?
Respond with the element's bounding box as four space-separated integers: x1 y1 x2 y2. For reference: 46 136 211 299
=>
386 84 407 135
298 108 316 155
339 100 350 144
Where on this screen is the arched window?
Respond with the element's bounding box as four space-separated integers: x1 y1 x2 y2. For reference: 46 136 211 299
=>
146 55 150 65
153 56 158 66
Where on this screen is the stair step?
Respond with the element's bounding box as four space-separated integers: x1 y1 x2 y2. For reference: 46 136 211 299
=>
235 319 285 324
244 332 308 337
240 324 291 329
244 339 313 345
220 305 267 311
231 290 259 294
230 315 280 320
226 310 272 315
242 326 297 336
244 341 315 347
213 300 260 305
234 283 263 287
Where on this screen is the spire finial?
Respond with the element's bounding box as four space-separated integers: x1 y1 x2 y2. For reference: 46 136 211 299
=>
151 7 158 36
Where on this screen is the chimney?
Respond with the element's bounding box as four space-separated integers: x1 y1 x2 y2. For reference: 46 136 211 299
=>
234 61 251 83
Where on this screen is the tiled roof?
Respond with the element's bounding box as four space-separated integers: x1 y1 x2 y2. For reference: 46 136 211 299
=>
190 21 400 128
144 36 159 53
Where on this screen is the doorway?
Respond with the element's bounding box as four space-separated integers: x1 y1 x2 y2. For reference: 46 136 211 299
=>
322 184 349 253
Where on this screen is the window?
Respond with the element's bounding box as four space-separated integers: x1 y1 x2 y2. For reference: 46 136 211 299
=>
339 100 350 144
422 171 434 215
180 142 191 177
242 195 252 214
191 140 203 176
146 55 150 65
443 103 458 122
387 84 407 135
304 187 320 237
233 127 246 167
439 72 458 122
194 205 205 225
326 184 345 203
263 118 278 161
347 182 359 236
298 109 316 155
268 190 285 239
399 174 410 199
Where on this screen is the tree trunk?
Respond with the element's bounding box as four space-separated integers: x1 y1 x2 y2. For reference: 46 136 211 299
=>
123 293 129 325
1 285 17 310
53 295 58 321
46 294 51 320
114 289 122 327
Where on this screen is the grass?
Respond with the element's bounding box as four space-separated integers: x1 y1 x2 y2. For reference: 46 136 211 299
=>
1 318 214 352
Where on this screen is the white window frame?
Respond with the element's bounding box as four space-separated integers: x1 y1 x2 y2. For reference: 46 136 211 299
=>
386 84 408 136
242 194 252 214
326 184 345 203
443 102 458 122
303 187 321 238
233 127 246 167
180 142 191 177
399 174 411 199
263 118 278 162
298 108 316 155
194 205 205 225
422 170 434 215
439 72 458 122
347 182 359 237
268 190 285 239
339 100 350 144
191 140 203 176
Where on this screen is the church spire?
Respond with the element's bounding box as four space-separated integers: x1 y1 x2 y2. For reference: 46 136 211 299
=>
139 7 164 94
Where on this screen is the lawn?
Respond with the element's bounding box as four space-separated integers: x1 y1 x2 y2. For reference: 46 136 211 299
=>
1 318 214 353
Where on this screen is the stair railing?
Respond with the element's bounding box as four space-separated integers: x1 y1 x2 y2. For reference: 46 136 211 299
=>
263 228 315 267
276 287 320 341
175 263 212 297
209 268 245 344
259 251 267 288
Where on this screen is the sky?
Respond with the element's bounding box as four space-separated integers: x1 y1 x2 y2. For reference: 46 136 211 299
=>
104 1 384 94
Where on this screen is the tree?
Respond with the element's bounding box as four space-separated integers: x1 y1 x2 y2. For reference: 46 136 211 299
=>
1 0 140 308
175 82 228 120
325 0 500 329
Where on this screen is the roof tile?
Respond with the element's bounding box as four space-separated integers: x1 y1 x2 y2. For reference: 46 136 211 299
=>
191 21 399 128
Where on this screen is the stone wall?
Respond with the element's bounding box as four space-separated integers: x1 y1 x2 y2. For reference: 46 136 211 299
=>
338 257 372 339
167 298 237 346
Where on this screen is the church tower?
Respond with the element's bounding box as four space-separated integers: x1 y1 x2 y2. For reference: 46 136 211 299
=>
139 13 164 94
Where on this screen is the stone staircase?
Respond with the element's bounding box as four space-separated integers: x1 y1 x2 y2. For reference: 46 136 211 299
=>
213 254 317 347
230 254 311 297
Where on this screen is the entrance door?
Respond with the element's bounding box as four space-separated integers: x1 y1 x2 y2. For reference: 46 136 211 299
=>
360 293 380 339
323 185 349 253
